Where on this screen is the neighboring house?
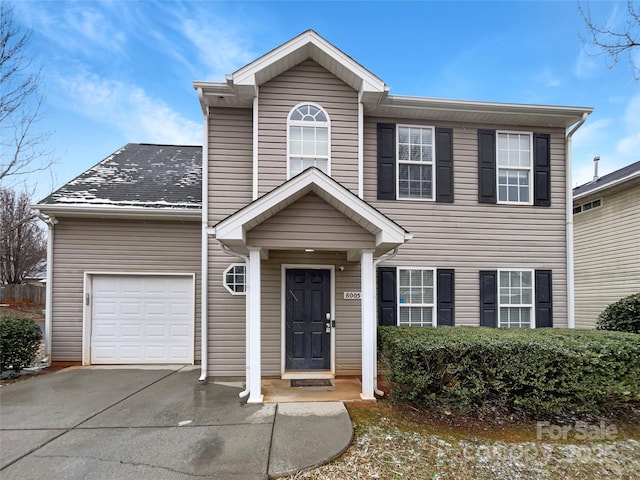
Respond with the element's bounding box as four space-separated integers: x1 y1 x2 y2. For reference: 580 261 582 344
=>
573 160 640 328
35 31 592 402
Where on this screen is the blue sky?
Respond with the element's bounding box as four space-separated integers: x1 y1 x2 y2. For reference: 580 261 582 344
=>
11 0 640 201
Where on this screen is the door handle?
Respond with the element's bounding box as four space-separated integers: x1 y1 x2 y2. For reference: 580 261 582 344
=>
325 322 331 334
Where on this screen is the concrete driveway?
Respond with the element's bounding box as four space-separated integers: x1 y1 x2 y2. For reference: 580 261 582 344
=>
0 366 353 479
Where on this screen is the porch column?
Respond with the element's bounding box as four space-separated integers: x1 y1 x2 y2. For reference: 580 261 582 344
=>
247 246 263 403
360 249 376 400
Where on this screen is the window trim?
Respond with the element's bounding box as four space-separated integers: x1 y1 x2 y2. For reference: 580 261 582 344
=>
496 130 534 205
497 268 535 328
223 263 246 296
286 102 331 180
396 266 437 327
396 124 436 201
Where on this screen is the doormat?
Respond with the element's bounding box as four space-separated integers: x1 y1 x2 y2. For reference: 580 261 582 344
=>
291 379 332 387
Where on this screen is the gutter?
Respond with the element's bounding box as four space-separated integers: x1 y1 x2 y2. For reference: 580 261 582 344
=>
218 242 250 398
33 209 58 366
565 112 589 329
372 247 400 396
199 104 210 381
34 205 201 221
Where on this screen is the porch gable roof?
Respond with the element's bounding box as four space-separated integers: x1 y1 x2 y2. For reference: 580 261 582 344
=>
211 168 411 255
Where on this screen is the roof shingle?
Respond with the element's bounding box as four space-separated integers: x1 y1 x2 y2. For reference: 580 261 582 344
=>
39 144 202 209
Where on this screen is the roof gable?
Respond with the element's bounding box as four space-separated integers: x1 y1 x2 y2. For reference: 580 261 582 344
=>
232 30 385 94
212 168 411 256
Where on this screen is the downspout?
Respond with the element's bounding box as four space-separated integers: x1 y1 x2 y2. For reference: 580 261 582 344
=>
199 94 209 381
219 242 250 398
357 90 364 199
565 112 589 329
371 247 400 396
252 90 259 201
34 210 57 366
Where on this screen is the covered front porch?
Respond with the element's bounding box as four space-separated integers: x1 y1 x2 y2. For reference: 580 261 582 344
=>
210 168 411 403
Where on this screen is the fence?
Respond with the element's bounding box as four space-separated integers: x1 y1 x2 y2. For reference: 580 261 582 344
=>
0 284 46 305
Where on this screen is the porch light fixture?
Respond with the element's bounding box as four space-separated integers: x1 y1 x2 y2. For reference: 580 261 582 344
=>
304 248 315 252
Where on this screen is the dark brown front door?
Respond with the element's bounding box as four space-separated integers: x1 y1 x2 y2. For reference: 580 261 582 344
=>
285 269 331 370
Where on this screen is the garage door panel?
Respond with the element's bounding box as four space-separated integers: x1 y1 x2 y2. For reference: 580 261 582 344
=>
91 275 194 364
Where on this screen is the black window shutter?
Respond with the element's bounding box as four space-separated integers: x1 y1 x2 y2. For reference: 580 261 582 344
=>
377 267 397 326
533 133 551 206
478 129 497 203
535 270 553 328
436 269 455 326
479 270 497 327
435 128 454 203
377 123 396 200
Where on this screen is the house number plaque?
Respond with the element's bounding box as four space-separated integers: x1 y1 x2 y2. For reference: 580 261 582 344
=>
343 292 361 300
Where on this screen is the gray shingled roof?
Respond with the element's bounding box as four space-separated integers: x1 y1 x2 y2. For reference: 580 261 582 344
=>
39 144 202 209
573 160 640 198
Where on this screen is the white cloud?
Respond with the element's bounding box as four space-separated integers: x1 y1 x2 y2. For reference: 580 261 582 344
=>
181 16 256 81
616 93 640 156
17 3 127 56
535 67 562 88
58 72 201 146
574 49 600 79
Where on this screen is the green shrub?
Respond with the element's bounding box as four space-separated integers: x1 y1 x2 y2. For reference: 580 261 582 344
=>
597 293 640 334
0 317 42 373
378 326 640 416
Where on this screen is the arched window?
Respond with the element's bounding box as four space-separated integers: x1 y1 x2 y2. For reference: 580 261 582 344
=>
287 103 330 178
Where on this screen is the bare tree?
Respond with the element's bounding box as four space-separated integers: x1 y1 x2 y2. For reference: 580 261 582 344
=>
0 2 52 186
0 188 46 284
580 1 640 78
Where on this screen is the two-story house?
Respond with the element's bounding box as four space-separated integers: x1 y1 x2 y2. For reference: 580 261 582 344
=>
35 31 592 402
573 159 640 328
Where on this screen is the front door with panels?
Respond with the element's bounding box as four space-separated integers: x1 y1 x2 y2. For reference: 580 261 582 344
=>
285 269 331 370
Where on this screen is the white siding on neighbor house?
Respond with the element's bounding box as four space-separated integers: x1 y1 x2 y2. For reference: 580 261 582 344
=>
51 218 201 362
574 180 640 329
258 59 359 196
363 118 569 326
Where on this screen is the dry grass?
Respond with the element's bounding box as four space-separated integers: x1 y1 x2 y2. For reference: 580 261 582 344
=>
282 404 640 480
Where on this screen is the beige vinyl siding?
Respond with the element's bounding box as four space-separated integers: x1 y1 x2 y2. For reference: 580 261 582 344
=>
208 107 253 224
207 107 254 375
258 59 359 196
51 218 201 362
262 250 362 376
247 193 375 249
574 181 640 328
364 119 569 326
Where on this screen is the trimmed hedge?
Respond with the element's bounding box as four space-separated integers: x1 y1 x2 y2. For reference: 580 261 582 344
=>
597 293 640 334
378 326 640 415
0 317 42 373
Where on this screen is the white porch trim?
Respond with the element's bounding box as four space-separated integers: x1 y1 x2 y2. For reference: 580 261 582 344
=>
360 249 376 400
247 246 263 403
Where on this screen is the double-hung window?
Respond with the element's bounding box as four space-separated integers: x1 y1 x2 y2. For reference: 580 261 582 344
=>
288 103 330 178
398 268 435 326
497 132 533 204
498 270 533 328
397 125 435 200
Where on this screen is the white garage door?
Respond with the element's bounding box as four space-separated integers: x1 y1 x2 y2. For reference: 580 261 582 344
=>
91 275 194 364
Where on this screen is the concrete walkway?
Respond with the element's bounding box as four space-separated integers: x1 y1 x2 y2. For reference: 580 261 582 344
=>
0 366 353 479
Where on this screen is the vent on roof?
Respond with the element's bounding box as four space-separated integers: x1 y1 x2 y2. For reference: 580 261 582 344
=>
573 198 602 215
